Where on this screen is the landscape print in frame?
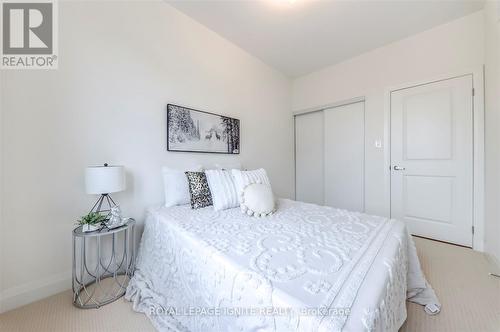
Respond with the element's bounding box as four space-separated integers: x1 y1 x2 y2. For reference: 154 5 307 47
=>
167 104 240 154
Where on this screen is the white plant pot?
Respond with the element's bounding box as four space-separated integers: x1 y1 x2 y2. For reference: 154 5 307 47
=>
82 224 99 232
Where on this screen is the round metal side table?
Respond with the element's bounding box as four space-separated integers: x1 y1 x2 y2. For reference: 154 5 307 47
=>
72 219 135 309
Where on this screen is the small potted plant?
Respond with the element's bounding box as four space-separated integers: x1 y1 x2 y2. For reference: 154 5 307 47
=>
77 212 107 232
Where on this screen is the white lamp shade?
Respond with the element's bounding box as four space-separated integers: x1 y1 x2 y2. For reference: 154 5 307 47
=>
85 165 126 194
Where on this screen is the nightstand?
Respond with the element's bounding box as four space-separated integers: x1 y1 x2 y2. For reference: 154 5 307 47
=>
72 219 136 308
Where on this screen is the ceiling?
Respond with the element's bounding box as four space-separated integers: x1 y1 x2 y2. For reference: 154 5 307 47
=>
168 0 484 77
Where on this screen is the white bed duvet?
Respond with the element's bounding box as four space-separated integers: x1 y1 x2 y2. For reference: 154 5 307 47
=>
126 199 440 332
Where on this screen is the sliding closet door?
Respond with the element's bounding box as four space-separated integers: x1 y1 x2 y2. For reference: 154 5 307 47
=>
324 102 365 212
295 111 324 205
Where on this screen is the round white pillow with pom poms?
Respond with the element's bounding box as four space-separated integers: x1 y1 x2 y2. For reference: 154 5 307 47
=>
240 183 276 217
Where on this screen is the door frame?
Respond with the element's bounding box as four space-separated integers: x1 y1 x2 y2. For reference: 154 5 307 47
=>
385 66 485 251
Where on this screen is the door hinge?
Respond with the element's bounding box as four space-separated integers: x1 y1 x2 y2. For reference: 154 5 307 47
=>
472 226 475 234
472 88 475 97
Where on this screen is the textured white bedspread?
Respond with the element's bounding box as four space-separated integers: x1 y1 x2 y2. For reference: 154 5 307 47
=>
126 199 439 332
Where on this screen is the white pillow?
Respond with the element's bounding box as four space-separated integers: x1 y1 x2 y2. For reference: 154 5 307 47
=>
240 183 276 217
205 169 239 211
162 166 201 207
231 168 271 202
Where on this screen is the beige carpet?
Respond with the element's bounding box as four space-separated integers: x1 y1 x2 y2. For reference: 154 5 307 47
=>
400 237 500 332
1 237 499 332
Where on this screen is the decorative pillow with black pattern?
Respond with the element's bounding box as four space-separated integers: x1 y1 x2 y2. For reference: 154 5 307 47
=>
185 171 213 209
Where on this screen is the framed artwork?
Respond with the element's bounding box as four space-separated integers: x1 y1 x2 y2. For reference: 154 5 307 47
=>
167 104 240 154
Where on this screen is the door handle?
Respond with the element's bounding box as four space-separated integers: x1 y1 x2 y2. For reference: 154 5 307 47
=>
393 165 406 171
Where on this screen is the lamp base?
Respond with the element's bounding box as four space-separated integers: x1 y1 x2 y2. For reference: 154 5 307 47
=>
89 194 117 215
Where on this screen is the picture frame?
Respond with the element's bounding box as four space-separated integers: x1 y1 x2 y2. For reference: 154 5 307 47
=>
167 104 240 154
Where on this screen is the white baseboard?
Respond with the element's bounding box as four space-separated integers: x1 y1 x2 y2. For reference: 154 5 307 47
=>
486 252 500 275
0 271 72 314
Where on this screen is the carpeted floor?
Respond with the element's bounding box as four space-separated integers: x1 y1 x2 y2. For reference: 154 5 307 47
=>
0 237 499 332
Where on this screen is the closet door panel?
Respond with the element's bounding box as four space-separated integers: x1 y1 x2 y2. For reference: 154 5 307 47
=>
324 102 365 212
295 111 324 205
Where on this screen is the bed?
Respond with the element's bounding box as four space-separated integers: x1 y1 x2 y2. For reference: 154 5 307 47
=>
126 199 439 332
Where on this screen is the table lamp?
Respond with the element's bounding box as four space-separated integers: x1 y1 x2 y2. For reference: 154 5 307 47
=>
85 163 126 214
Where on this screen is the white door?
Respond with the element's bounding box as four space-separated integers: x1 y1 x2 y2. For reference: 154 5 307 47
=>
324 102 365 212
295 111 324 205
391 75 473 246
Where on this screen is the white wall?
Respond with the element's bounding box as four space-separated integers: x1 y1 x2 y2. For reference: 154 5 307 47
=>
0 64 4 310
0 0 293 312
292 12 484 223
484 1 500 266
